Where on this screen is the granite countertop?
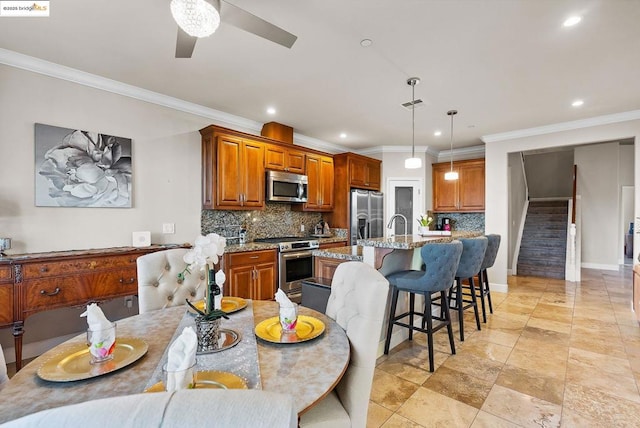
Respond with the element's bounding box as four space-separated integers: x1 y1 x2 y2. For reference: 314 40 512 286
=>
357 231 483 250
225 236 347 254
312 245 362 262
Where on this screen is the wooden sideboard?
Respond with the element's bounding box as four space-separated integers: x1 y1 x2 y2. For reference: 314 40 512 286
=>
0 245 184 370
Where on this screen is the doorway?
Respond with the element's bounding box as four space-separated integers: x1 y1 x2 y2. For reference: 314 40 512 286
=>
386 179 424 235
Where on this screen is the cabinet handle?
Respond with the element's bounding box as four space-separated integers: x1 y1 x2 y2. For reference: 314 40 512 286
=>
88 261 98 269
250 256 259 259
120 278 136 285
40 287 61 297
40 266 48 273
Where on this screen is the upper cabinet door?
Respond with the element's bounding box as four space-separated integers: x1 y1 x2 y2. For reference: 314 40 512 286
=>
458 162 485 211
433 164 459 212
242 141 265 208
216 136 244 208
432 159 485 212
293 154 334 212
348 157 381 190
264 144 306 174
319 156 334 210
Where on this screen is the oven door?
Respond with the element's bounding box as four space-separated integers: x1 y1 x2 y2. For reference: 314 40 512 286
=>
279 250 314 295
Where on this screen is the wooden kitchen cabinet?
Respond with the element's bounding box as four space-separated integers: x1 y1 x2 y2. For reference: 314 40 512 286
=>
319 241 347 250
334 152 381 190
224 249 277 300
432 158 485 212
314 257 347 282
265 144 306 174
293 154 334 212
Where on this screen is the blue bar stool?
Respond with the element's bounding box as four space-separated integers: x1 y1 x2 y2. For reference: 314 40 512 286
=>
449 237 488 341
383 241 463 372
477 234 501 322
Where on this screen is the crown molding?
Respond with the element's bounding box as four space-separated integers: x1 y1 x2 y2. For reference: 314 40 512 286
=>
482 109 640 143
437 145 486 162
292 133 349 154
0 48 266 133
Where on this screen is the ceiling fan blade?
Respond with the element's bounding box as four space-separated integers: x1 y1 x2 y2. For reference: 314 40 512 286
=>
175 27 198 58
220 1 297 49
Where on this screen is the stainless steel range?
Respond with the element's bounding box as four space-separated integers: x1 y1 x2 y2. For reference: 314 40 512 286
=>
253 237 319 303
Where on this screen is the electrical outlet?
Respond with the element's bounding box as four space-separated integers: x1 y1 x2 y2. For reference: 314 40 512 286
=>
300 224 305 232
162 223 175 234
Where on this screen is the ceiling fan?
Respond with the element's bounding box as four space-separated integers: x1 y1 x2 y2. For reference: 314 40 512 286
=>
171 0 298 58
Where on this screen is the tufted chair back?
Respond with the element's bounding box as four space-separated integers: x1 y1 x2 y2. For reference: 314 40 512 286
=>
393 241 463 293
136 249 205 314
0 343 8 389
455 237 488 279
326 261 390 427
480 234 501 270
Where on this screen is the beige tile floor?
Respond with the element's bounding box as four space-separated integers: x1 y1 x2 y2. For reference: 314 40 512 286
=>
368 267 640 427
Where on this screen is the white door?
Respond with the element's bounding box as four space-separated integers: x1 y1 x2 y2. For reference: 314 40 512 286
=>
386 178 424 235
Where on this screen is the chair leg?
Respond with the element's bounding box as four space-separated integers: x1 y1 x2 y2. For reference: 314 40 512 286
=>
424 293 435 372
469 277 481 331
483 269 493 314
456 278 465 341
384 286 399 354
478 271 487 323
441 290 455 356
408 292 415 341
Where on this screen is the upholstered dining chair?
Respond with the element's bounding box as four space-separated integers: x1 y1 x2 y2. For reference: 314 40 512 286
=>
383 241 463 372
0 343 8 389
299 261 390 428
450 236 488 341
136 249 205 314
1 389 297 427
477 234 501 323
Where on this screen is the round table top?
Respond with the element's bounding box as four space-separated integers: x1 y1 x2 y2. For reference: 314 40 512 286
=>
0 300 350 423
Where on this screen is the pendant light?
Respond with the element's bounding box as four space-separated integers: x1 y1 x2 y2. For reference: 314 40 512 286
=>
444 109 459 180
404 77 422 169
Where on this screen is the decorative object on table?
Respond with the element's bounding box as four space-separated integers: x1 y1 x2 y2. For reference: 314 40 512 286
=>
254 315 325 344
0 238 10 257
275 288 298 333
34 123 132 208
81 303 116 364
146 370 248 392
417 214 434 235
36 337 148 382
164 326 197 391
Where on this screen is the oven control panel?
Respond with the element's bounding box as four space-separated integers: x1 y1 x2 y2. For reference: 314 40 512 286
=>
278 240 319 252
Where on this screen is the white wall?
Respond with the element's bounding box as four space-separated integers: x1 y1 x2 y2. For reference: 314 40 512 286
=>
508 152 526 270
574 142 620 269
486 119 640 287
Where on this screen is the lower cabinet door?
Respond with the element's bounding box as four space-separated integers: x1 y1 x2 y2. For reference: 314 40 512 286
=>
228 265 254 299
253 263 276 300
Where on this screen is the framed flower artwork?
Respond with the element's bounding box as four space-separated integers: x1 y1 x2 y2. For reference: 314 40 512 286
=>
34 123 132 208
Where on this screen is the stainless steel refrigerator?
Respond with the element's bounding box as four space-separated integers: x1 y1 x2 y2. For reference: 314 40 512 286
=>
350 189 384 245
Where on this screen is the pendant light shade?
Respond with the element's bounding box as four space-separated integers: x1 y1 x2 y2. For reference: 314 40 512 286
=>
444 109 459 181
404 77 422 169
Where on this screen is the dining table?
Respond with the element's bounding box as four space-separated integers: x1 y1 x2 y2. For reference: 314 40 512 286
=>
0 300 350 424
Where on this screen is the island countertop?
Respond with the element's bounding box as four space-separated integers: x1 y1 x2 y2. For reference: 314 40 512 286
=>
312 245 363 262
357 231 482 250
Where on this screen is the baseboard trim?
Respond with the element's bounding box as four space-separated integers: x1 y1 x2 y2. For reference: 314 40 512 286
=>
491 283 509 293
3 333 79 364
581 262 620 271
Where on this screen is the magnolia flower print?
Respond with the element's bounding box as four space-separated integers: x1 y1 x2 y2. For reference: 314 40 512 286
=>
38 130 132 207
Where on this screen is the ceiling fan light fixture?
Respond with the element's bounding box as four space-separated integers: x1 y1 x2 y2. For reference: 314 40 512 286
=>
404 77 422 170
171 0 220 38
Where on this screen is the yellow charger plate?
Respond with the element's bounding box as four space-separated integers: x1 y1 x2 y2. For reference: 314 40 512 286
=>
37 337 148 382
144 370 248 392
255 315 325 344
189 297 248 314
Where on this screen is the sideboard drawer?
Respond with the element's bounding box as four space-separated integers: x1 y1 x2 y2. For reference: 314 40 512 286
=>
90 268 138 299
0 284 13 325
22 255 138 279
23 277 91 312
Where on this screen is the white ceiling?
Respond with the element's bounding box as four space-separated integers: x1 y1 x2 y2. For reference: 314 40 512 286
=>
1 0 639 152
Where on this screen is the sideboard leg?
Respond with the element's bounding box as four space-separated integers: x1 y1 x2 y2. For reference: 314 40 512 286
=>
12 322 24 371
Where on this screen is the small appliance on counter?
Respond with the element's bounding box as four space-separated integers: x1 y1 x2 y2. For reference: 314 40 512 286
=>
440 217 451 231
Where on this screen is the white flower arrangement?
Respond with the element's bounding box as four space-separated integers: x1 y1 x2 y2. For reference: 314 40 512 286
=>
417 214 434 227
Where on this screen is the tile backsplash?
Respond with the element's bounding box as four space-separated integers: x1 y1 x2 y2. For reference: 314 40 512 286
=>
433 213 485 232
202 203 324 243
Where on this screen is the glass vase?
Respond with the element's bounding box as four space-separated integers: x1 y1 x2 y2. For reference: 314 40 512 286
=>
194 315 221 353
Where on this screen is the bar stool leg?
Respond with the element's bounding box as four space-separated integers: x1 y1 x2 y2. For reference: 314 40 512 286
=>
483 269 494 314
456 278 465 341
478 271 488 323
441 290 456 356
469 277 482 331
384 286 400 354
408 292 415 341
424 292 435 372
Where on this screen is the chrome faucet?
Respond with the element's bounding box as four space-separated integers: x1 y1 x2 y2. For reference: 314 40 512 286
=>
387 213 408 237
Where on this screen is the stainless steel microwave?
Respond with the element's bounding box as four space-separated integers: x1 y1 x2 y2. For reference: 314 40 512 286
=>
266 170 308 203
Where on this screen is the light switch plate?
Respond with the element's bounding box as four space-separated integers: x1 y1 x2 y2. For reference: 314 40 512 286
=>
132 231 151 247
162 223 175 234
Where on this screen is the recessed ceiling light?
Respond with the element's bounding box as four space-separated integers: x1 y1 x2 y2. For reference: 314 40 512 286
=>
563 16 582 27
266 107 276 115
572 99 584 107
360 39 372 47
339 133 347 139
434 131 442 137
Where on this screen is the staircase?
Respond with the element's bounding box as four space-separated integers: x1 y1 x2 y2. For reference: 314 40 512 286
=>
517 200 568 279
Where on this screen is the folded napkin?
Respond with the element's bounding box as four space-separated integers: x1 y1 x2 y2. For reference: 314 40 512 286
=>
275 288 297 330
81 303 115 359
165 326 197 391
